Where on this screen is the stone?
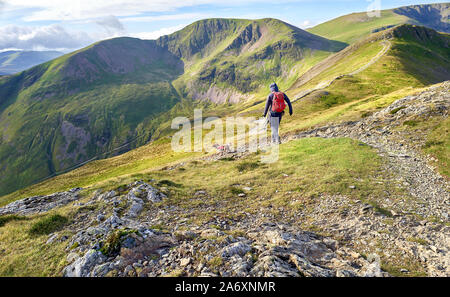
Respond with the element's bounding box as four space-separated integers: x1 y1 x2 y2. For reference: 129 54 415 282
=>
180 258 191 267
66 252 80 263
221 242 252 258
92 263 112 277
200 229 224 238
175 230 198 241
261 230 289 245
127 201 143 218
46 234 58 245
289 254 334 277
0 188 83 216
63 249 106 277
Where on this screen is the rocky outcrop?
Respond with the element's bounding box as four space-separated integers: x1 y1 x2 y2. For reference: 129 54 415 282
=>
62 207 388 277
20 180 382 277
0 187 82 216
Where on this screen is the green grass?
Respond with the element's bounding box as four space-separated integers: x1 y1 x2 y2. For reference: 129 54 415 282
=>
0 138 201 207
99 229 136 257
0 209 74 276
421 118 449 177
236 161 260 172
133 137 399 226
0 38 183 197
390 106 407 114
157 180 183 188
0 215 29 227
171 18 345 100
0 18 346 197
391 114 449 178
407 237 429 246
28 214 69 236
307 9 408 44
0 15 447 278
230 187 245 195
2 25 448 208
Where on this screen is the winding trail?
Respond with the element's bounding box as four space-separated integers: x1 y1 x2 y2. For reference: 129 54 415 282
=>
210 81 450 276
292 40 392 103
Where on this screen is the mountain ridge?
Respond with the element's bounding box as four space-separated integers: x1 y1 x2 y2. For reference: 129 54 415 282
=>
308 2 449 43
0 17 344 196
0 5 449 197
0 50 63 75
156 18 346 102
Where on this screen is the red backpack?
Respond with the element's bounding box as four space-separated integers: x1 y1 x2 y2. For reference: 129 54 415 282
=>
272 92 286 113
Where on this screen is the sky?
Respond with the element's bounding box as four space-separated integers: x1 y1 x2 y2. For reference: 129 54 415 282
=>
0 0 447 52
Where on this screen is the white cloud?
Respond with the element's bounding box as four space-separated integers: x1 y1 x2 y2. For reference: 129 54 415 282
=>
3 0 300 22
95 15 126 36
299 20 311 28
0 48 23 53
0 16 191 51
122 12 208 22
0 0 312 51
0 24 95 51
131 24 187 40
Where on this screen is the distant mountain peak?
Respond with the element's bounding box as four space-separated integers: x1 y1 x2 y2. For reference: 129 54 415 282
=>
0 50 63 75
308 2 450 43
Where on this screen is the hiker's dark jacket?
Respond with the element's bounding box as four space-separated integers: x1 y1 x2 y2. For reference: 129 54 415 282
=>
263 92 293 118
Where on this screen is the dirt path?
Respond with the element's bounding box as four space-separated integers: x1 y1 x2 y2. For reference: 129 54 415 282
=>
292 40 392 103
205 81 450 276
286 82 449 276
290 82 449 221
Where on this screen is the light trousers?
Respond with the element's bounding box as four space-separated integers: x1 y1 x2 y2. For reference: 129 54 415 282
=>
269 114 281 144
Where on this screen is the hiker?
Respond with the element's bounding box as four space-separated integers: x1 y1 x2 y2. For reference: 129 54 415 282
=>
263 83 293 144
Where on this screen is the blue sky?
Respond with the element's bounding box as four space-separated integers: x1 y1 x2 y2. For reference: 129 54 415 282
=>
0 0 447 52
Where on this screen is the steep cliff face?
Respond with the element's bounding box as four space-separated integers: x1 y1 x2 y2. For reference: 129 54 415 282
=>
157 18 346 102
394 3 450 33
389 24 450 84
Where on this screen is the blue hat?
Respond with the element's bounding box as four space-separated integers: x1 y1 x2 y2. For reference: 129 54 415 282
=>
270 83 279 92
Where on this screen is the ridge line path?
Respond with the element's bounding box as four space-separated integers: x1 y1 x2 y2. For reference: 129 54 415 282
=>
212 81 449 222
201 81 449 276
292 40 392 103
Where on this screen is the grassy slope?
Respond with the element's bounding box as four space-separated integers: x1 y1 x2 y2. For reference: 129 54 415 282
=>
0 38 183 196
422 117 449 177
0 19 346 197
0 137 394 276
1 25 448 205
159 18 346 101
307 3 450 44
308 10 408 44
235 26 445 140
0 24 449 277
